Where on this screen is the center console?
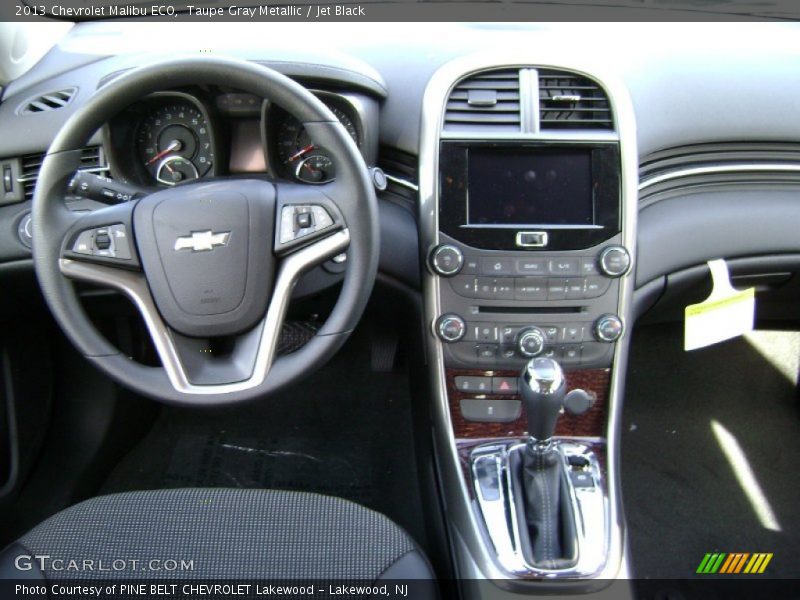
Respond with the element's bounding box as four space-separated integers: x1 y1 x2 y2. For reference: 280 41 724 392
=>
419 56 638 597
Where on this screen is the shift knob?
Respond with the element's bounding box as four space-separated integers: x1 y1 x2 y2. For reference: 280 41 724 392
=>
520 357 567 442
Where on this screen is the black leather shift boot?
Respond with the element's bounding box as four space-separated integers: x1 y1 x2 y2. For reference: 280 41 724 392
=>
509 446 577 569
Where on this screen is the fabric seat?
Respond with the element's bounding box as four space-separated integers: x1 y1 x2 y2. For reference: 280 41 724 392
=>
0 488 435 594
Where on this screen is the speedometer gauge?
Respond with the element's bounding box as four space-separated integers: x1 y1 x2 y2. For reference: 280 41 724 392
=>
275 104 358 184
136 101 214 186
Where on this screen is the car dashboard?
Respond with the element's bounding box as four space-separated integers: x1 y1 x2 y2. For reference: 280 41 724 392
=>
0 21 800 599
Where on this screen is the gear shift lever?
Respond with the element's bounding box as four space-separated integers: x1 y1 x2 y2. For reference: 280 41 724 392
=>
520 357 567 443
515 357 575 567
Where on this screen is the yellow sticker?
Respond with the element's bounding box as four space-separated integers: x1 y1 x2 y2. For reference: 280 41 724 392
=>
684 260 755 351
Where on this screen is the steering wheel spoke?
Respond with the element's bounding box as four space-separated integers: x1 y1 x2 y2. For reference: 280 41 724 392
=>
60 198 141 272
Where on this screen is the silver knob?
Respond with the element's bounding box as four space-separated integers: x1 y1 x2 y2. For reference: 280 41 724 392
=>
429 244 464 277
517 327 546 358
522 356 566 396
436 314 466 343
594 314 624 342
598 246 631 278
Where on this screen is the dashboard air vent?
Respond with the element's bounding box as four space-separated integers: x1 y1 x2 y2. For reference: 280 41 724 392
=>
19 146 108 201
444 69 521 132
19 88 77 114
538 70 612 130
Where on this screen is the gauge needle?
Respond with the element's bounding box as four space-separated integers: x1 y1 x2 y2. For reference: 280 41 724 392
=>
146 140 181 166
285 144 315 163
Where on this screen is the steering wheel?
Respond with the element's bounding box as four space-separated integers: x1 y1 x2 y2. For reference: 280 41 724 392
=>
32 57 379 406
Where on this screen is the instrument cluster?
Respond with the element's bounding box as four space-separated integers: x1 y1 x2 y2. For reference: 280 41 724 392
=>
104 88 373 189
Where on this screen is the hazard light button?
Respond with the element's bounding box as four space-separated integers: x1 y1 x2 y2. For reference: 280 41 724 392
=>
491 377 518 394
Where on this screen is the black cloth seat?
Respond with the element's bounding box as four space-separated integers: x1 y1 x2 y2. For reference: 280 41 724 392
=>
1 488 435 594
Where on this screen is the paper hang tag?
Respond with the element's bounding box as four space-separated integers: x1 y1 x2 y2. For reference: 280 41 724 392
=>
684 259 755 351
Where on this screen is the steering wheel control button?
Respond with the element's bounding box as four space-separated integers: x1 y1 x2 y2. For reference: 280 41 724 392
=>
436 314 467 343
279 205 334 244
598 246 631 278
71 224 132 260
430 244 464 276
517 327 546 358
594 314 624 342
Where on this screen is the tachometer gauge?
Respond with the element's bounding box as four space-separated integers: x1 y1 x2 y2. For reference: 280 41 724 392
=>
136 100 213 186
275 104 358 184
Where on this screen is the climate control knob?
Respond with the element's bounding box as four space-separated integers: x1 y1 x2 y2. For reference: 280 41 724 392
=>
594 314 624 342
517 327 547 358
598 246 631 278
429 244 464 277
436 314 467 343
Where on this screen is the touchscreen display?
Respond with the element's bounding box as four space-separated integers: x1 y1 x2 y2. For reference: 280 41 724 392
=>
467 148 593 226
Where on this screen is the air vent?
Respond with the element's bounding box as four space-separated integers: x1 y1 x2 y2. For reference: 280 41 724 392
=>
19 146 108 201
18 88 77 114
538 70 612 130
444 69 521 132
378 146 419 206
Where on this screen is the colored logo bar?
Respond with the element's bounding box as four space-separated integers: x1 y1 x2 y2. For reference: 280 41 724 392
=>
696 553 773 574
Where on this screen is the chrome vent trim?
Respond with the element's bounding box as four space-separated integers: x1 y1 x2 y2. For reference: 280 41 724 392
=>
18 88 77 114
538 69 612 130
444 69 521 132
639 143 800 204
18 146 109 201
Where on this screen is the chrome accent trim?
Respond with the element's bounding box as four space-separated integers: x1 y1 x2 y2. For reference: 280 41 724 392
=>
515 231 548 247
471 440 609 578
519 68 537 134
440 130 619 142
522 356 565 396
383 172 420 192
638 163 800 192
59 228 350 395
419 53 637 586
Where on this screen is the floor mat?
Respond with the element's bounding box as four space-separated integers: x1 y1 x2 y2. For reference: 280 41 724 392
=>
622 325 800 583
101 335 428 551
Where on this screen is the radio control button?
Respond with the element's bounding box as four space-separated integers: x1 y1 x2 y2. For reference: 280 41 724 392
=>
450 275 477 297
549 258 580 276
516 258 547 275
480 257 515 275
515 278 547 301
462 257 479 274
598 246 631 278
581 257 600 275
547 278 568 300
584 276 612 298
495 279 514 300
430 244 464 277
566 279 585 299
476 278 496 299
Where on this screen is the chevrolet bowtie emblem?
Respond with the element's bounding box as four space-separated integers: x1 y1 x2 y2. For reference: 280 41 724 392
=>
174 230 231 252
